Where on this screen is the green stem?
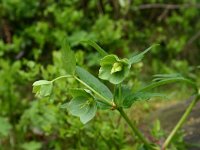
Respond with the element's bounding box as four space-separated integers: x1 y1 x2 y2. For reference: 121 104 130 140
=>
51 75 112 106
118 108 153 149
118 84 122 106
114 84 122 106
74 76 112 106
162 95 200 149
51 75 72 82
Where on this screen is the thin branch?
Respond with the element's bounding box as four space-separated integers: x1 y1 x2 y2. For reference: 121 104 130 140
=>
136 3 200 10
118 108 153 149
162 95 200 149
157 8 169 21
2 19 12 43
182 30 200 53
186 30 200 46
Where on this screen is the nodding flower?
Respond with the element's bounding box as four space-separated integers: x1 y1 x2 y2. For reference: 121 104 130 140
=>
99 55 131 84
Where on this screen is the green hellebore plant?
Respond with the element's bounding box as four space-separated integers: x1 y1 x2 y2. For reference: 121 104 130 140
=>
99 55 131 84
33 41 200 149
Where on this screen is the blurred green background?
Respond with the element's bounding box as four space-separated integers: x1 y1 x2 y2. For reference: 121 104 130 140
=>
0 0 200 149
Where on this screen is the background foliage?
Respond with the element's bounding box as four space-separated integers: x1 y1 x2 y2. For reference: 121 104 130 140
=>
0 0 199 149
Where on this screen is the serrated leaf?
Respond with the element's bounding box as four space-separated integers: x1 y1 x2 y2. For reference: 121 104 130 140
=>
76 66 113 101
81 40 107 56
128 44 159 65
67 96 97 124
61 40 76 75
123 92 166 108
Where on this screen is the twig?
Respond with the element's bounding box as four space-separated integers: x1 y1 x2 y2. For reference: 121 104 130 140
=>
157 8 169 21
97 0 104 14
2 19 12 43
182 30 200 53
162 95 200 149
186 30 200 46
136 3 200 10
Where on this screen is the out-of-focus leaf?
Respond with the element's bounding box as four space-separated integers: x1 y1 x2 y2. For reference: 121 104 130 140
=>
61 40 76 75
81 40 108 56
139 76 197 92
0 117 12 137
152 73 182 81
21 141 42 150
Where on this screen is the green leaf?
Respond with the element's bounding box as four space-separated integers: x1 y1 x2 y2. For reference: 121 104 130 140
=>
76 66 113 101
32 80 53 97
80 40 108 56
128 44 159 65
96 100 111 110
152 73 182 81
61 40 76 75
69 88 93 98
0 117 12 137
67 96 97 124
114 85 135 107
139 76 198 92
21 141 42 150
123 92 166 108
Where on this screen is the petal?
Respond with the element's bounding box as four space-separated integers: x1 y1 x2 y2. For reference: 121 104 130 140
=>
100 55 118 66
123 64 131 77
99 65 112 80
109 72 126 84
119 58 129 64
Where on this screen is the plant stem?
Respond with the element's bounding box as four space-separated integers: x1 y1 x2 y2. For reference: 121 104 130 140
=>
51 75 72 82
118 108 153 149
118 83 122 106
74 76 112 106
162 95 200 149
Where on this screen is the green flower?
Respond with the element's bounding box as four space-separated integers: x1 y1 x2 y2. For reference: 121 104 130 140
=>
32 80 53 97
99 55 131 84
